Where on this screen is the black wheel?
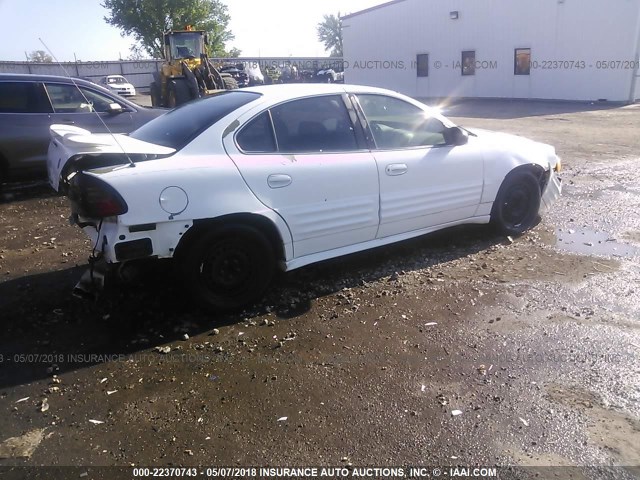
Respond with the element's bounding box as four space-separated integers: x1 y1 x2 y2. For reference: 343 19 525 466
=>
491 171 541 236
222 76 239 90
183 226 275 311
167 79 191 108
149 81 161 107
0 155 8 187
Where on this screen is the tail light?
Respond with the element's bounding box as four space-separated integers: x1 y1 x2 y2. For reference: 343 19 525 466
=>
69 174 128 218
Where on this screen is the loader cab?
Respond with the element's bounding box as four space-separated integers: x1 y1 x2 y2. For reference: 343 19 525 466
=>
164 30 206 61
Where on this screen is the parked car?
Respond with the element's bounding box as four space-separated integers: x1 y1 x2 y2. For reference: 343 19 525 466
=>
315 68 338 83
99 75 136 96
280 64 300 83
219 64 249 88
263 65 282 84
48 84 562 310
0 73 165 182
243 62 265 86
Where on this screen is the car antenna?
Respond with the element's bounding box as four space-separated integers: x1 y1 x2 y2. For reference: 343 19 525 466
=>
39 38 136 168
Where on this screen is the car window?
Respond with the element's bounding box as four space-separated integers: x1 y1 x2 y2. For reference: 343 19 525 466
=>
130 91 261 150
357 94 447 149
80 87 122 112
270 95 359 153
0 81 53 113
236 112 276 153
45 83 119 113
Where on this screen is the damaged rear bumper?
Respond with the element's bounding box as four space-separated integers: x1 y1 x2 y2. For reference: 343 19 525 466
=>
73 258 108 301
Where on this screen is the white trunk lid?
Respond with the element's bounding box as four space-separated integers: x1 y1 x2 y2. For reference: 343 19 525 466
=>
47 124 175 191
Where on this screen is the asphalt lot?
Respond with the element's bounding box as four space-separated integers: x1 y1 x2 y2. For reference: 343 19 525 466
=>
0 97 639 477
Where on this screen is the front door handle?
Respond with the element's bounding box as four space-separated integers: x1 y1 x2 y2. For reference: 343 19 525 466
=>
385 164 408 176
267 174 292 189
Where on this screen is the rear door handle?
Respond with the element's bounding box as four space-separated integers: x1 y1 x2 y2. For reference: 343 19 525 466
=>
385 164 408 176
267 174 292 189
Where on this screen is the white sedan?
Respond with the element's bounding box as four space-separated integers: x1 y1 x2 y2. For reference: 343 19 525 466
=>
99 75 136 96
48 84 561 310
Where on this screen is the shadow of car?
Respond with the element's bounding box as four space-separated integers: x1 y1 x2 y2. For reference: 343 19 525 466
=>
0 73 166 183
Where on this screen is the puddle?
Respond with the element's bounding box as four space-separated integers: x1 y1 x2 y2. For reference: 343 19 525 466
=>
555 228 638 258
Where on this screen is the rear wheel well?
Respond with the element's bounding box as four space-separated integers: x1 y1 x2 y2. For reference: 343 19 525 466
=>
174 214 286 265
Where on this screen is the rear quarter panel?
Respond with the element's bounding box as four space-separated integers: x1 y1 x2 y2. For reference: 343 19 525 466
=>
96 153 294 259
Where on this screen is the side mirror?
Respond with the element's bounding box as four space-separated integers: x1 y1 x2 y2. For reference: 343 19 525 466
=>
444 126 469 146
107 103 124 114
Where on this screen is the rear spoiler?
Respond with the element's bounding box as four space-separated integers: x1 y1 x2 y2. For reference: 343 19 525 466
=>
48 125 175 191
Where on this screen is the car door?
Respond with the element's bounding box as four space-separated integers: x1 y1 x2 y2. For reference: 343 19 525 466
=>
0 80 54 176
44 83 134 133
354 94 484 238
224 94 380 258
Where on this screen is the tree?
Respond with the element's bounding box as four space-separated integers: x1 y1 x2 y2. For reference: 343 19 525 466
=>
28 50 53 63
126 45 150 60
224 47 242 58
317 13 343 57
102 0 235 59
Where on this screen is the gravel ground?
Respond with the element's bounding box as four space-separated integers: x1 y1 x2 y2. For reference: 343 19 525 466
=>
0 98 638 477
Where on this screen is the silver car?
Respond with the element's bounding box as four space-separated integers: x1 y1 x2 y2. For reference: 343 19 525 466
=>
0 74 165 183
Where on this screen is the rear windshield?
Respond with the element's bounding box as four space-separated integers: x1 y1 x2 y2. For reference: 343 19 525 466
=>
130 91 261 149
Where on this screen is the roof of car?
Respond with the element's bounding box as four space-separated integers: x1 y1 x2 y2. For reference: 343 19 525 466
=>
0 73 142 109
0 73 100 85
238 83 440 116
243 83 401 99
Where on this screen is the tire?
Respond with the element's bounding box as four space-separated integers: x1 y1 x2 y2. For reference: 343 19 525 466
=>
183 226 275 311
222 76 239 90
0 154 8 186
149 81 161 107
491 171 542 236
167 79 191 108
181 63 200 98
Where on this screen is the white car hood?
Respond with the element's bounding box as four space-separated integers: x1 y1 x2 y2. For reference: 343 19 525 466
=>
48 124 175 191
468 128 557 157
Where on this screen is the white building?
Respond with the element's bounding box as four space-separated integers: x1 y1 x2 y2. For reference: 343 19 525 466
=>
342 0 640 102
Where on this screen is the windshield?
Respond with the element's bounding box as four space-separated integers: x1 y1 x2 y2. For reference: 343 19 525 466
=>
108 77 127 84
170 32 203 59
129 91 261 150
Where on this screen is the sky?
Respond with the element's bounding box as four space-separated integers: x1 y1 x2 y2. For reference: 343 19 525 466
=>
0 0 387 61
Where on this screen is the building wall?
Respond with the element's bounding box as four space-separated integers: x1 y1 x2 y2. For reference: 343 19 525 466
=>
343 0 640 102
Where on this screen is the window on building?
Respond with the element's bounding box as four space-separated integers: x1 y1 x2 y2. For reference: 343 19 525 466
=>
461 51 475 76
515 48 531 75
416 54 429 77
